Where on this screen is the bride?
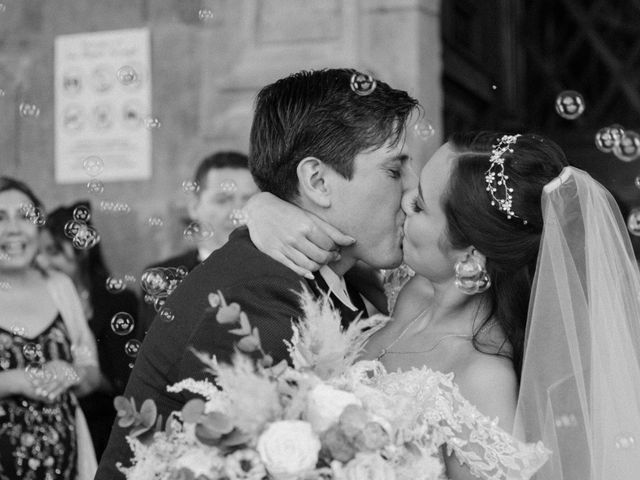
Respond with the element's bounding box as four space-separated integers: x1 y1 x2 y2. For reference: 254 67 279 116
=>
247 131 640 479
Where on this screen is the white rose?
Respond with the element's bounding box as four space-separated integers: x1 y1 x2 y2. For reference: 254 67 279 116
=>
342 452 396 480
306 384 362 433
257 420 321 479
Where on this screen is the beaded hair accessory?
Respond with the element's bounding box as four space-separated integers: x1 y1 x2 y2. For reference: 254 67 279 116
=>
485 134 527 223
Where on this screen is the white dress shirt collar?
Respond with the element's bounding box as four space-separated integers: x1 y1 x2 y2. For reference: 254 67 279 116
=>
318 265 358 312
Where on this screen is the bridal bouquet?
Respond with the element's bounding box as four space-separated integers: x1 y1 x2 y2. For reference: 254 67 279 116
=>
116 290 446 480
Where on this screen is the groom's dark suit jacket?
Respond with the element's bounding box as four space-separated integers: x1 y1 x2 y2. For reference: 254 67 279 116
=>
95 227 366 480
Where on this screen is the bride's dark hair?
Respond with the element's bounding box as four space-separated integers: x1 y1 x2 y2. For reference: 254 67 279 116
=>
444 132 568 378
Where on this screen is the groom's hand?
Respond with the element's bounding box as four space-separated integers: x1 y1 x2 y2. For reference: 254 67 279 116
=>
246 192 355 278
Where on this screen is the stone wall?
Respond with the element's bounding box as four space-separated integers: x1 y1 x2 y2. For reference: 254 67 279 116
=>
0 0 442 278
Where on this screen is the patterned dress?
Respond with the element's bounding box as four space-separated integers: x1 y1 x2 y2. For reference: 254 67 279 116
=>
0 314 78 480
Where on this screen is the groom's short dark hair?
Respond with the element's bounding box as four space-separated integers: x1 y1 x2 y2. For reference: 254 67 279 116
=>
249 68 419 201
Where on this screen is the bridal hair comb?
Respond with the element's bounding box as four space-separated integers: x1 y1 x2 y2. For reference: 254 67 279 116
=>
485 134 527 223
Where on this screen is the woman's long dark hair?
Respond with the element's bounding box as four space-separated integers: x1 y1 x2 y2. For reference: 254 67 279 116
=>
444 132 568 378
0 176 45 216
45 201 110 288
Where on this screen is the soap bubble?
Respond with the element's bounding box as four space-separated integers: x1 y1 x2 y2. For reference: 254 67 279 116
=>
83 156 104 177
124 339 141 357
555 90 585 120
230 208 248 227
64 220 82 239
116 65 138 86
73 205 91 222
219 179 237 193
143 116 161 129
140 268 168 296
613 131 640 162
20 204 46 226
115 202 131 214
19 102 41 118
198 9 214 21
413 120 435 141
615 433 636 450
158 306 175 323
350 73 376 96
30 208 46 226
153 296 167 312
175 266 189 278
183 221 214 243
11 326 25 337
86 179 105 194
595 125 624 153
71 225 100 250
110 312 135 336
106 276 127 294
99 201 131 215
627 209 640 237
146 216 164 228
182 180 199 194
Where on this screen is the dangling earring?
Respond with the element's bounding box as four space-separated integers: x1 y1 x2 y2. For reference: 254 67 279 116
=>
454 252 491 295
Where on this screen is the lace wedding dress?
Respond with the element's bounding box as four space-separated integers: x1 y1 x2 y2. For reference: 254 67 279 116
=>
336 360 550 480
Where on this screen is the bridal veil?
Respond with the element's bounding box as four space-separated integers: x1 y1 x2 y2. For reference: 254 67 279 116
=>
515 166 640 479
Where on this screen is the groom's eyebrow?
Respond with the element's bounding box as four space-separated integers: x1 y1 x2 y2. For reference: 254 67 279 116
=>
394 153 410 164
382 153 409 165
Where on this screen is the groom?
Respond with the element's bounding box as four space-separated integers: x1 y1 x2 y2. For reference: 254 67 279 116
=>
95 68 418 479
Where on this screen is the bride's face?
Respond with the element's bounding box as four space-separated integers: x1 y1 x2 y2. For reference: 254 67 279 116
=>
401 143 463 281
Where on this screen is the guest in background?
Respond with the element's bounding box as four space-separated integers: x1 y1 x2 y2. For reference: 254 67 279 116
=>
38 202 139 461
0 177 100 479
138 151 258 335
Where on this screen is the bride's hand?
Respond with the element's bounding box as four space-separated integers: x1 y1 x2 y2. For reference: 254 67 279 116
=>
245 192 355 278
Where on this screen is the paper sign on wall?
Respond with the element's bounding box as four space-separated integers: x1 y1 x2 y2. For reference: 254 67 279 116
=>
54 28 152 183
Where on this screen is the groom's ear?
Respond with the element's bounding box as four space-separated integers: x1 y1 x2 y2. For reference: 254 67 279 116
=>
296 156 332 208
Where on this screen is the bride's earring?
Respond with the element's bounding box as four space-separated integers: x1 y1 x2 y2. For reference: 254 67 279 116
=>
454 253 491 295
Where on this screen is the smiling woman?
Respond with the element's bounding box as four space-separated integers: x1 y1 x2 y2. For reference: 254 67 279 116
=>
0 176 101 480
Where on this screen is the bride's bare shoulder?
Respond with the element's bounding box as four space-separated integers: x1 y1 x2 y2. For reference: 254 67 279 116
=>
454 350 518 431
